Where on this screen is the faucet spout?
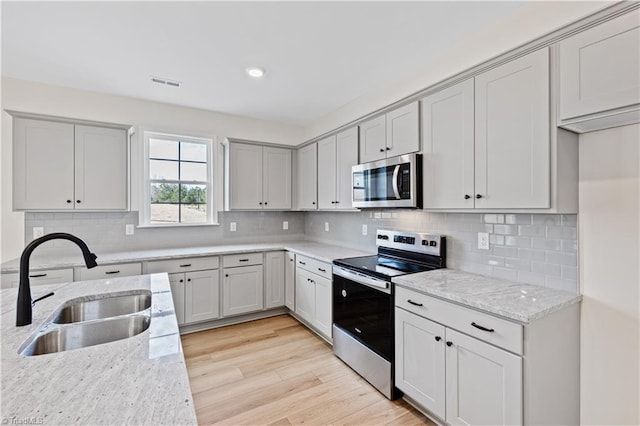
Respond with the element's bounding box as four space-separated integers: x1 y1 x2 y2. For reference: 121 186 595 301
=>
16 232 98 326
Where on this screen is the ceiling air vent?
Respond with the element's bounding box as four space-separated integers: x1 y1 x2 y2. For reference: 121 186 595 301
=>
151 76 181 88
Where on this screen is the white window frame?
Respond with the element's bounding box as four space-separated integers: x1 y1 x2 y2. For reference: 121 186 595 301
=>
139 131 217 227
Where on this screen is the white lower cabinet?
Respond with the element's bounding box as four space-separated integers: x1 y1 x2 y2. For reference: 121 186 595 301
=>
265 251 285 309
184 270 220 324
294 257 332 339
222 264 264 317
168 273 186 325
285 251 296 310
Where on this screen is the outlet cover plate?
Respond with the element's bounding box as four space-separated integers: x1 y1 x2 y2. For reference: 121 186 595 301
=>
324 222 329 232
230 222 237 232
362 224 368 235
33 227 44 239
283 221 289 230
478 232 490 250
125 224 135 235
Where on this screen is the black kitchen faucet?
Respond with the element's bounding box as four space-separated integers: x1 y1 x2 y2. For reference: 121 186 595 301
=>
16 233 98 326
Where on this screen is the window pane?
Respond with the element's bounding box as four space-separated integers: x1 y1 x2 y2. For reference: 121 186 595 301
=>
180 161 207 182
149 139 178 160
180 142 207 162
151 182 179 203
150 204 179 223
180 184 207 224
150 159 178 180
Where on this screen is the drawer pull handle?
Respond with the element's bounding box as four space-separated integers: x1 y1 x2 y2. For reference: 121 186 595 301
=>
355 327 362 334
471 322 495 333
318 268 326 272
407 299 423 307
238 259 250 262
29 273 47 278
179 264 192 268
105 270 120 275
299 261 306 265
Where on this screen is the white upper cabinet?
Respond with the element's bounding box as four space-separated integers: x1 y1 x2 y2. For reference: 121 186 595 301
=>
296 143 318 210
386 102 420 158
474 48 550 209
422 79 475 209
359 102 419 163
559 9 640 132
13 117 128 211
226 142 292 210
317 126 359 210
74 125 128 210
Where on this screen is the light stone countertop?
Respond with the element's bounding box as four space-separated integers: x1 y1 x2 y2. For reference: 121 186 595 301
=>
0 241 373 273
393 269 582 324
0 274 197 425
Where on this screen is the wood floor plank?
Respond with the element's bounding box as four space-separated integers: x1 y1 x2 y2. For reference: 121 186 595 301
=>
182 315 434 425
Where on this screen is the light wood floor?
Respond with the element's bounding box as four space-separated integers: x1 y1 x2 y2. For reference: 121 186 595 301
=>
182 315 435 425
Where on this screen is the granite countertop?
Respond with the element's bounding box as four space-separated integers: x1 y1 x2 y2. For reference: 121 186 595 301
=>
0 274 197 425
393 269 582 324
1 241 372 273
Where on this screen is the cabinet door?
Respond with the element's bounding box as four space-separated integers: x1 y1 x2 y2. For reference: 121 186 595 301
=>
263 147 292 210
169 273 186 325
422 79 475 209
74 125 128 210
265 251 285 309
475 48 550 209
285 252 295 310
13 118 75 210
222 265 264 316
313 274 332 338
386 101 420 158
317 135 337 209
445 329 523 426
395 307 446 419
228 143 263 210
559 10 640 120
294 268 314 322
359 115 386 163
297 143 318 210
184 269 220 324
335 127 359 209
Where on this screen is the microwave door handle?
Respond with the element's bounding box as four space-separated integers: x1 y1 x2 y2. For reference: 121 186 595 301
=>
392 165 401 199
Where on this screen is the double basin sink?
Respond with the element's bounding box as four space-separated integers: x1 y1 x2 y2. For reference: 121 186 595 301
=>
19 291 152 356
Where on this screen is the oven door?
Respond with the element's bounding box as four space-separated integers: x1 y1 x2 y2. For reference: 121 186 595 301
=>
352 153 420 208
332 266 393 361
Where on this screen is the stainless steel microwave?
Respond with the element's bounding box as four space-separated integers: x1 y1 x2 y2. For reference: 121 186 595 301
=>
352 153 422 208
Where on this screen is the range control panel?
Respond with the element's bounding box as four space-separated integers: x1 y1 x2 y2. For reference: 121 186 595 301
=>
376 229 443 256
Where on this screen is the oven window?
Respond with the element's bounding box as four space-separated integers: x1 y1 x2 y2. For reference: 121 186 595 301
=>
332 273 393 361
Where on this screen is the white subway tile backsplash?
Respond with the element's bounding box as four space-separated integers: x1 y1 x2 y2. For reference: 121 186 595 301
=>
532 214 561 226
562 265 578 280
493 224 517 235
505 257 532 271
483 214 505 224
547 226 577 239
489 234 504 245
546 251 578 266
518 248 546 261
493 245 518 258
518 270 546 286
561 239 578 253
532 261 561 276
493 267 518 281
518 225 547 237
504 236 531 248
531 237 561 251
505 214 531 225
562 215 577 227
483 255 505 267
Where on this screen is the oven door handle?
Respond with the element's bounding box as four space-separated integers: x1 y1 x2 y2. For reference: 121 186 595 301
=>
333 266 391 294
392 165 401 199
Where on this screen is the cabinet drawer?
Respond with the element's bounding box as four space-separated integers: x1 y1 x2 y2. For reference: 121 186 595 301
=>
78 263 141 281
396 286 523 355
2 268 74 289
223 253 263 268
296 255 332 280
146 256 219 274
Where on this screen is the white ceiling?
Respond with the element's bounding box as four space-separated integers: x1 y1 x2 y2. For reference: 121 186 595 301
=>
2 1 526 126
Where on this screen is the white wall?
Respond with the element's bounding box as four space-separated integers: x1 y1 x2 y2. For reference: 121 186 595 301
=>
0 77 304 262
579 124 639 425
303 1 612 141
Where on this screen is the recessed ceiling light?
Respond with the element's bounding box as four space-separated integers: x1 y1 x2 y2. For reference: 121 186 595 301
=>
246 67 265 79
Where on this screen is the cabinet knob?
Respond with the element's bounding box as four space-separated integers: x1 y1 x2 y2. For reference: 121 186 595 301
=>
225 274 229 277
264 202 268 205
66 200 72 204
259 202 263 205
379 148 385 152
476 194 483 199
179 279 184 283
312 201 316 205
446 341 453 347
386 147 391 151
464 194 471 200
187 278 191 282
76 200 82 204
435 336 442 342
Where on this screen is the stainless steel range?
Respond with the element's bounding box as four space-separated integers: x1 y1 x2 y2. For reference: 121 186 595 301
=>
332 229 446 399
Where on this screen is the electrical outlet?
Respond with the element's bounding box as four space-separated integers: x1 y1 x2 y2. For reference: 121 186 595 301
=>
125 224 135 235
362 224 368 235
230 222 237 232
324 222 330 232
33 227 44 239
478 232 490 250
283 221 289 230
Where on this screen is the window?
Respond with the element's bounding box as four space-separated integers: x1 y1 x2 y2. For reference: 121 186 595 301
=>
142 132 215 226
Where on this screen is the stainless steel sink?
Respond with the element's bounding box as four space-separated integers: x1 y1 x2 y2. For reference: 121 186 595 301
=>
19 314 151 356
51 291 152 324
